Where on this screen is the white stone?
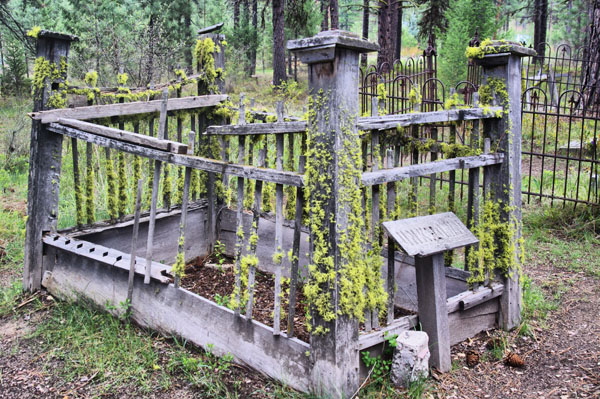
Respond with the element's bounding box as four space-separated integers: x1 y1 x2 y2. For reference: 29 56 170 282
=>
390 330 430 386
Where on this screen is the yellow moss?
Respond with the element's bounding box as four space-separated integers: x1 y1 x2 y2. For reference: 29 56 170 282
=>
172 236 186 279
85 159 95 224
467 196 521 286
105 152 118 221
26 26 41 38
194 37 220 92
117 152 128 217
465 39 513 59
303 91 388 333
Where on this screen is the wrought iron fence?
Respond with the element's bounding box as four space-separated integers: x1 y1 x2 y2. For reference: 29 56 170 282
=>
360 37 600 208
359 37 439 115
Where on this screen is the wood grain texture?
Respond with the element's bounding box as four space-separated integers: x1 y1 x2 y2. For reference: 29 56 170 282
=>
357 107 503 131
46 123 305 187
57 118 187 154
206 121 307 135
30 94 228 123
41 247 312 393
414 253 451 372
23 35 70 291
361 153 504 186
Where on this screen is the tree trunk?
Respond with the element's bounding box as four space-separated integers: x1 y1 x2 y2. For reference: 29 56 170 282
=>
377 0 398 68
582 0 600 110
234 0 240 27
321 0 329 31
330 0 339 29
361 0 369 67
184 13 193 72
395 1 403 60
145 14 155 86
533 0 548 60
273 0 287 85
250 0 258 75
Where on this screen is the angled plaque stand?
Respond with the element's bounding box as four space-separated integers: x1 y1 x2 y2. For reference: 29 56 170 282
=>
383 212 478 372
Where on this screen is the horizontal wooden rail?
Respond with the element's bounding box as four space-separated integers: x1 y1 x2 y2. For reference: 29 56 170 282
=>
357 107 503 131
30 94 228 123
206 107 503 136
358 315 418 350
360 153 504 186
48 123 304 186
206 121 307 135
249 110 302 122
42 234 171 284
58 118 188 154
446 283 504 313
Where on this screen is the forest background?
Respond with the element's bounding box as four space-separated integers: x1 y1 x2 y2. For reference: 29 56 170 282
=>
0 0 593 100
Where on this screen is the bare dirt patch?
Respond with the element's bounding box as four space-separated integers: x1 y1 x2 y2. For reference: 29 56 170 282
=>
435 268 600 399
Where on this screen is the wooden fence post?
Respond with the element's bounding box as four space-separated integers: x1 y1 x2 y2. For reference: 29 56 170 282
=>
288 31 378 398
23 30 78 292
476 42 535 330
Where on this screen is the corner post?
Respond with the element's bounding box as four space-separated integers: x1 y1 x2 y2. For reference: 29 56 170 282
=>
476 43 535 330
23 31 78 292
289 31 378 398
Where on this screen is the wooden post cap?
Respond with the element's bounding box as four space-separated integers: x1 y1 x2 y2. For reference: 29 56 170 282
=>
37 30 79 42
469 40 536 66
287 30 379 64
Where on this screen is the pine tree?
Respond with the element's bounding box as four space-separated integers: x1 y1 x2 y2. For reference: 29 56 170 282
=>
415 0 449 43
438 0 498 87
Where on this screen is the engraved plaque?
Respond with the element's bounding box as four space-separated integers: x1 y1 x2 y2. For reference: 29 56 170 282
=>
382 212 478 257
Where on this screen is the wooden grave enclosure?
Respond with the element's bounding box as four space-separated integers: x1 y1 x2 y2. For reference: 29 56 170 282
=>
24 29 532 398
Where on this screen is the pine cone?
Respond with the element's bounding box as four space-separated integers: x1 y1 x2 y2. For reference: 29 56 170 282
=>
504 352 525 368
466 351 480 368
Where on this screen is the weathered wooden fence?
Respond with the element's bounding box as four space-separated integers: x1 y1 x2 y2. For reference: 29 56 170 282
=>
24 30 528 398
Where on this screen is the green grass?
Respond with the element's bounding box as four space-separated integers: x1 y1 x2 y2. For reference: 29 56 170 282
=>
523 204 600 278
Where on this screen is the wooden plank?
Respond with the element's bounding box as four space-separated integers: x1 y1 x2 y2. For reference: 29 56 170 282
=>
211 107 503 134
42 234 170 283
429 127 438 212
465 120 480 266
356 107 503 131
127 179 144 303
287 155 305 337
144 89 169 284
446 283 503 313
369 97 380 331
385 149 396 325
58 118 187 154
246 142 266 320
23 34 70 291
410 125 419 215
174 132 196 289
71 203 211 266
71 138 82 226
361 153 504 186
41 248 312 393
382 212 478 257
357 315 418 350
30 94 228 123
414 253 451 372
273 101 284 336
448 298 499 345
206 121 307 135
234 99 246 317
46 123 305 187
479 51 524 330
